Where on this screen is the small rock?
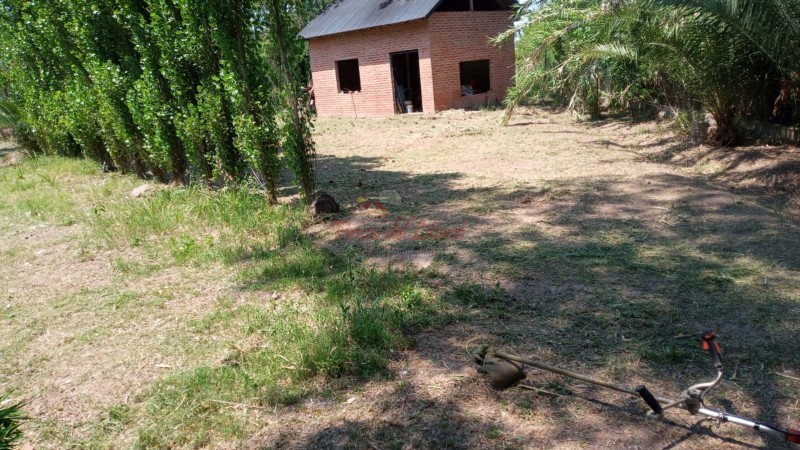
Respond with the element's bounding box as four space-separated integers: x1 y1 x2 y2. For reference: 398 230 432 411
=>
310 192 340 216
346 397 355 404
130 184 153 199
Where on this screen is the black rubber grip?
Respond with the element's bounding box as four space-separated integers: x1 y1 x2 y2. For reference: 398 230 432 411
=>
710 345 723 369
635 385 663 414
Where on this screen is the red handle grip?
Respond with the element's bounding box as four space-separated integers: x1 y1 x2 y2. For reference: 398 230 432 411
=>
702 329 723 369
788 428 800 444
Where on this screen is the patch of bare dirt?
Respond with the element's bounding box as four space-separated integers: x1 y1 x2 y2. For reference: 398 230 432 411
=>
633 131 800 217
0 220 237 444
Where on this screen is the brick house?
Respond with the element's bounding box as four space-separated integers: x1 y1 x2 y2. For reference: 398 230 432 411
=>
300 0 516 117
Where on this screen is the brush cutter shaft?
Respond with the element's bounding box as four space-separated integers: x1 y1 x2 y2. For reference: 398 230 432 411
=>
494 351 639 397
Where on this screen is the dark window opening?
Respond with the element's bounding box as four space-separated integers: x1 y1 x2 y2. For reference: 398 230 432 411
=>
391 50 423 113
460 60 490 96
336 59 361 92
436 0 507 12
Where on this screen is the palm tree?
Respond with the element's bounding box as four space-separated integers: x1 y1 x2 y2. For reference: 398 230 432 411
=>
504 0 796 144
652 0 800 74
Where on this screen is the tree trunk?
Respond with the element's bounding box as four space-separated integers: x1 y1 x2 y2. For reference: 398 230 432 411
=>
711 108 740 146
269 0 316 204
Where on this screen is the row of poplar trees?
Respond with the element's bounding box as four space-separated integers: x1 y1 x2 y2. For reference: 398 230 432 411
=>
0 0 326 203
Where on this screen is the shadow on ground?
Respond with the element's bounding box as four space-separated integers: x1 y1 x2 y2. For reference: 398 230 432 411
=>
248 140 800 449
0 141 24 167
636 134 800 204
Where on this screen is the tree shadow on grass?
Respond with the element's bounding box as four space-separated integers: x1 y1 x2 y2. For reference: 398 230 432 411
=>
245 152 800 448
635 135 800 198
0 142 23 167
493 175 798 448
266 379 766 450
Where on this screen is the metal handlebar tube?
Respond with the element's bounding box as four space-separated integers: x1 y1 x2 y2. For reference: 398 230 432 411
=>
656 395 800 442
683 330 724 404
688 370 724 403
697 407 799 443
634 392 800 444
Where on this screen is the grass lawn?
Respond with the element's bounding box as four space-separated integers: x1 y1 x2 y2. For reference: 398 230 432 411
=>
1 110 799 449
0 149 448 448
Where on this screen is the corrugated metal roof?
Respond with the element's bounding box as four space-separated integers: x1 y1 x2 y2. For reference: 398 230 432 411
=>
299 0 444 39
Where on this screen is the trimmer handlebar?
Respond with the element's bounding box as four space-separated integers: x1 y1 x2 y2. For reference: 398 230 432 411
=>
474 329 800 445
635 385 663 415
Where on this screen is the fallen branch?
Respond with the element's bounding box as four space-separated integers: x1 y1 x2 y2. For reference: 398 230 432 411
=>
773 372 800 383
209 399 270 410
519 384 565 397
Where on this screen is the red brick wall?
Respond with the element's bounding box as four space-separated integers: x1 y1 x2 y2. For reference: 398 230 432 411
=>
306 11 515 117
429 11 515 110
307 20 435 117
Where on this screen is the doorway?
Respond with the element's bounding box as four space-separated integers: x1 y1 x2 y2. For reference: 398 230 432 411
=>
390 50 423 113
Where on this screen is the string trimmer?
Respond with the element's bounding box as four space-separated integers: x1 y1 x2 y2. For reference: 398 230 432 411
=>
472 330 800 445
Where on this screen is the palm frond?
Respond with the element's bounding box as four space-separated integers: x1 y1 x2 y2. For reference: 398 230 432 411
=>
577 42 638 62
649 0 800 72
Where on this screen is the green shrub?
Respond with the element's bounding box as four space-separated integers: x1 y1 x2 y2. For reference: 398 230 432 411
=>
0 396 25 450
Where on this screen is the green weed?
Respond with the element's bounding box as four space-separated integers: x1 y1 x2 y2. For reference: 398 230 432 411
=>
135 272 440 447
92 186 307 266
0 395 25 450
